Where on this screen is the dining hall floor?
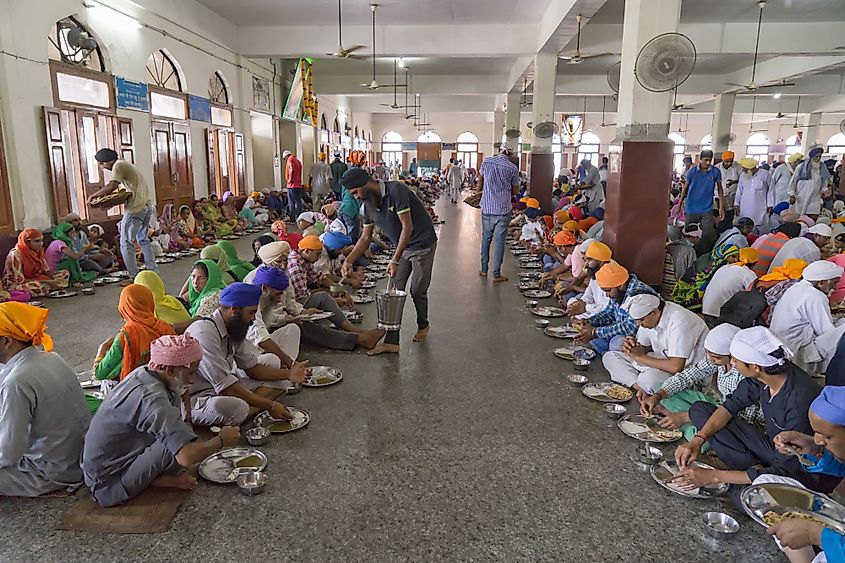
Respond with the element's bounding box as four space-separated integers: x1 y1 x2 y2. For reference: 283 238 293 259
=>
0 199 782 562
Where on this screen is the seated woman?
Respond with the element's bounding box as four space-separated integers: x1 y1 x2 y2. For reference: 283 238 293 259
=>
200 245 239 283
93 284 176 383
47 223 96 285
134 271 192 328
84 224 118 272
252 235 276 266
181 259 226 317
197 198 234 238
179 205 211 247
271 220 303 250
158 203 191 251
220 192 247 233
673 326 841 507
2 229 69 298
672 244 741 311
216 240 255 280
241 192 269 226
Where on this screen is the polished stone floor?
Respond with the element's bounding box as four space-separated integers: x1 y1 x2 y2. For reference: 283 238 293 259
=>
0 200 782 562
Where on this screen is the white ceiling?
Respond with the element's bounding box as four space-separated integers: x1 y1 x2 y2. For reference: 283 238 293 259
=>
589 0 845 24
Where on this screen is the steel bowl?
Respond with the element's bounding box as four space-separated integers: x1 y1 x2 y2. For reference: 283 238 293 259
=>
245 426 270 446
286 382 303 395
525 300 539 308
603 403 627 419
236 470 268 496
635 444 664 465
573 358 591 371
701 512 739 539
566 373 588 386
81 288 95 295
535 319 551 328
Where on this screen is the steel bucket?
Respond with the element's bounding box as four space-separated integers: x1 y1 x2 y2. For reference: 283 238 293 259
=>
375 279 407 330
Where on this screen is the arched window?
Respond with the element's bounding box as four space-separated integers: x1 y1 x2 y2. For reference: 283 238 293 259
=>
333 117 340 133
701 134 712 152
577 132 601 163
320 114 328 130
208 71 229 104
746 133 770 159
456 131 479 169
146 49 183 91
826 133 845 159
669 133 686 173
418 131 441 143
354 126 359 139
381 131 403 166
48 16 105 71
785 134 803 156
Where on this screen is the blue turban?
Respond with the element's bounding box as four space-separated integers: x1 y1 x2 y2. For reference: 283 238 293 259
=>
772 202 790 215
809 147 824 159
811 386 845 427
591 207 605 220
322 231 353 251
219 282 261 307
524 207 539 219
759 163 770 170
252 266 289 291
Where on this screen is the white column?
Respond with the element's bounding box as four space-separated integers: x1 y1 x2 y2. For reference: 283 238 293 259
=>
529 52 558 154
492 109 505 148
615 0 682 140
802 112 823 153
505 92 522 146
710 93 736 154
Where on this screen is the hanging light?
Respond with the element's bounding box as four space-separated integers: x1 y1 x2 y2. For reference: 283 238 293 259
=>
397 57 405 68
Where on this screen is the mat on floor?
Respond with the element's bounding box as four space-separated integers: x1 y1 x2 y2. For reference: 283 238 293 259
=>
56 487 192 534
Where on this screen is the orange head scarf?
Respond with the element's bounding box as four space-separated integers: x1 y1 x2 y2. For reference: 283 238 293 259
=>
15 229 48 280
541 215 554 230
0 302 53 351
117 284 175 380
759 258 808 282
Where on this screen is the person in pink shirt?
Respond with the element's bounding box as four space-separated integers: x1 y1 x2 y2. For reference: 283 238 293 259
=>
828 248 845 304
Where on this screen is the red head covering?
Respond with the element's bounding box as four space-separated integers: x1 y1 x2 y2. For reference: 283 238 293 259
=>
15 229 48 280
117 284 176 380
541 215 554 230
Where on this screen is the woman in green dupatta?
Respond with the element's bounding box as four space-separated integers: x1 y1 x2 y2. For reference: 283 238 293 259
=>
183 259 226 317
198 200 235 237
672 244 740 310
200 245 239 284
49 223 96 284
215 240 255 280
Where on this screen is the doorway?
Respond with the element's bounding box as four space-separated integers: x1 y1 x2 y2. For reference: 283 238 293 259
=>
207 127 245 199
151 120 193 210
250 112 275 190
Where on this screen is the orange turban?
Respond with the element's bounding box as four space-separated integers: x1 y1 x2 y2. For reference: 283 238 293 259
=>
736 247 759 266
554 210 571 224
722 151 735 160
760 258 808 282
298 235 323 251
595 260 630 289
521 197 540 209
541 215 554 230
563 220 580 233
0 302 53 351
554 230 577 246
585 241 612 261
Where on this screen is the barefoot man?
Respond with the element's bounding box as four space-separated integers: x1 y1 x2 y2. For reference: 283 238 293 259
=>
340 168 438 355
81 334 240 507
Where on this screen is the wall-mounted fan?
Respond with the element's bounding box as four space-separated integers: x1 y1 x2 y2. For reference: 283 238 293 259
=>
718 132 737 146
634 32 696 93
533 121 559 139
328 0 365 59
607 62 621 94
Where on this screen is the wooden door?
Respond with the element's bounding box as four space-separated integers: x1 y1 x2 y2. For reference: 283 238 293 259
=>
43 107 74 222
151 120 176 210
0 115 12 235
234 133 245 196
206 129 217 197
171 121 193 208
115 117 136 164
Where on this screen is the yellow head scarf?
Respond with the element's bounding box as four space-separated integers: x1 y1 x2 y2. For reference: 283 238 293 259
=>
134 271 192 325
735 247 759 266
0 302 53 351
759 258 808 282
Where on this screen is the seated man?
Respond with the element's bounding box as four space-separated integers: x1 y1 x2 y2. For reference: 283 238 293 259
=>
184 283 310 426
603 293 707 393
247 266 301 368
712 216 754 252
673 326 841 507
518 207 546 248
769 260 844 375
540 230 577 275
768 223 832 273
701 247 759 320
81 334 241 507
0 302 90 497
562 241 612 318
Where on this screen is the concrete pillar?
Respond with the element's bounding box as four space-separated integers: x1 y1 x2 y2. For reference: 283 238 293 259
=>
528 52 558 212
802 112 822 153
505 92 522 146
492 109 505 149
711 93 736 155
603 0 681 285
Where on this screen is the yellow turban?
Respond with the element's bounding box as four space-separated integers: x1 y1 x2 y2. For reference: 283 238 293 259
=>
318 152 327 160
0 302 53 351
595 260 629 289
736 247 759 266
554 210 571 224
563 220 580 233
738 158 759 170
722 151 735 160
585 241 612 262
520 197 541 209
298 235 323 251
760 258 808 282
787 152 804 165
250 191 261 199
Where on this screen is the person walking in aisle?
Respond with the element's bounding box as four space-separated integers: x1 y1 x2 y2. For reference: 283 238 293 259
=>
477 142 520 283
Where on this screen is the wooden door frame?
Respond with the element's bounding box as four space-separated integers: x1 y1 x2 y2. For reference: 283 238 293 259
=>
0 115 13 235
49 60 116 112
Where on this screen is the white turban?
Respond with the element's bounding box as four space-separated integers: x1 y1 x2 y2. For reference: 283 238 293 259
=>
296 211 315 225
704 323 741 356
730 326 792 367
623 294 662 320
808 224 834 238
578 238 595 254
802 261 844 282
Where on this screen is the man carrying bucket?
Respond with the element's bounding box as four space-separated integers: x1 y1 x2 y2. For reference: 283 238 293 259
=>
340 167 438 355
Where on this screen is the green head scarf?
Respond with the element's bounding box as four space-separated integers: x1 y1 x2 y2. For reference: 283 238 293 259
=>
52 222 74 245
216 240 255 280
200 245 236 282
188 259 225 316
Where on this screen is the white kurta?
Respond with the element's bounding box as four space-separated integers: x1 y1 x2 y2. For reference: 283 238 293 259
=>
789 161 824 216
771 162 795 204
520 220 545 243
571 277 610 319
735 169 774 230
719 162 742 212
768 237 821 272
701 264 758 317
769 279 836 373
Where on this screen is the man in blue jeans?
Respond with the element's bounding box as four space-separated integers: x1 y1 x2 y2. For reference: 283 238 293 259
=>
90 149 158 277
478 142 521 282
679 149 725 254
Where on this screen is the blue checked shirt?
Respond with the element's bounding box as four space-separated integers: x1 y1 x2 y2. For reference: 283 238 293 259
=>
589 275 656 340
479 154 519 215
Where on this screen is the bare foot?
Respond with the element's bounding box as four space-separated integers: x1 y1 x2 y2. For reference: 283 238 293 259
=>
357 329 386 350
479 271 487 277
413 325 430 342
151 473 197 490
492 276 509 283
367 343 400 356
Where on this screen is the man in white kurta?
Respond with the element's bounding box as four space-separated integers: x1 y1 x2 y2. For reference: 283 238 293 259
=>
768 223 832 272
772 153 802 204
769 260 844 374
789 147 832 217
734 159 774 234
566 241 613 319
602 294 708 393
701 250 760 318
577 159 604 212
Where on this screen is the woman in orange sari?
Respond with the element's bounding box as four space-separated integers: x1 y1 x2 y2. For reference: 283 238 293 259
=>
93 284 175 382
2 229 70 298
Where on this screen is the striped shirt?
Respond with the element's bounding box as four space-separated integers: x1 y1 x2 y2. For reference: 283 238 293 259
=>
287 250 325 303
479 154 519 215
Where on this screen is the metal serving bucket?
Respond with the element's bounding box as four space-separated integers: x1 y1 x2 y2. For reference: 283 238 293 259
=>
375 278 407 330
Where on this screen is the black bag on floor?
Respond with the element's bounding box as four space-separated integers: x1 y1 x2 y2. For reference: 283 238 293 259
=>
718 287 767 329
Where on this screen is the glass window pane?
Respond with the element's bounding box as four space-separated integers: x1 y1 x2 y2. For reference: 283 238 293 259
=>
382 142 402 151
211 106 232 127
457 143 476 152
56 73 110 108
150 91 186 119
82 116 99 182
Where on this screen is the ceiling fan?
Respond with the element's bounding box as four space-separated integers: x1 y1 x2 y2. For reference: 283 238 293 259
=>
399 70 420 118
360 4 382 90
379 59 403 109
726 1 796 92
598 96 616 127
558 14 611 65
328 0 365 59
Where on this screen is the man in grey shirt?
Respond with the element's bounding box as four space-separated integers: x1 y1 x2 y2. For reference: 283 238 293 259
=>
0 303 90 497
82 334 241 506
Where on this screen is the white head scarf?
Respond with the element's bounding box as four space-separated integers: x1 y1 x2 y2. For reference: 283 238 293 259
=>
730 326 792 367
802 260 844 282
623 294 661 320
704 323 740 356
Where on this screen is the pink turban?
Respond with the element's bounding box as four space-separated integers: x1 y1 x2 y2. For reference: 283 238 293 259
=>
148 334 203 371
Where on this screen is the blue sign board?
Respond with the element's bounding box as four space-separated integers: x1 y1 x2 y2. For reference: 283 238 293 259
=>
401 142 417 151
114 76 149 111
189 95 211 122
441 142 457 151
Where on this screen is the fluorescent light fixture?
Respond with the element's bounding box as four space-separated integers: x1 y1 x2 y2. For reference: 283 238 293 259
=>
88 2 143 30
398 57 405 68
773 92 782 99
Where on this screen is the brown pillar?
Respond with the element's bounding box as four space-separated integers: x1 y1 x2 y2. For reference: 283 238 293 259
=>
602 140 673 286
528 153 554 213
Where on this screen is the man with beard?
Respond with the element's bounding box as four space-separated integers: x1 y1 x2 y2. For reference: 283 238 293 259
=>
789 147 832 218
81 335 241 507
564 241 613 339
734 158 773 235
339 167 438 355
185 283 310 426
772 152 802 205
717 151 742 232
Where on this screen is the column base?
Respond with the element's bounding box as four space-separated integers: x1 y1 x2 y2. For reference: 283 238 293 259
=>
528 152 554 213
